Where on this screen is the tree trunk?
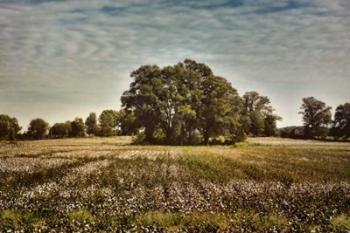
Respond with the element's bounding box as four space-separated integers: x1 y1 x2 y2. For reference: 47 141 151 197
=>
145 126 154 144
203 130 209 145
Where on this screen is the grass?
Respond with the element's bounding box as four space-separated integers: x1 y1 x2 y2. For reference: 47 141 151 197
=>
0 137 349 232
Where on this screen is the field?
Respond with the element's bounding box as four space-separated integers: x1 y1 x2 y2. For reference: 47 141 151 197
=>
0 137 349 232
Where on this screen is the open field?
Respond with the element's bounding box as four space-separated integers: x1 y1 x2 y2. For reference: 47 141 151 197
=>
0 137 350 232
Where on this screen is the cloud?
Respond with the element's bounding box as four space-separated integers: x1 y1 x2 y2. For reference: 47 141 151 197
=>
0 0 349 127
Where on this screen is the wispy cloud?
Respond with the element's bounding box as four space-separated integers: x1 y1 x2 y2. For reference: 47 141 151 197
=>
0 0 349 127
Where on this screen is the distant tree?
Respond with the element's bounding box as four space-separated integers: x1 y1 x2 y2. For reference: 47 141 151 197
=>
278 126 304 139
64 121 72 136
49 123 71 138
299 97 332 138
264 114 282 136
242 91 273 114
0 114 21 140
28 118 49 139
332 103 350 139
249 111 265 136
99 110 118 137
85 112 98 136
242 91 280 136
70 118 85 137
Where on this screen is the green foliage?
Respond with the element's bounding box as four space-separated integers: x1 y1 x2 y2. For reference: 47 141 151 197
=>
299 97 332 139
49 122 71 138
249 111 265 136
0 114 21 140
264 114 281 136
119 110 138 135
0 210 41 230
242 91 281 136
121 59 243 145
85 112 98 136
0 210 22 230
98 110 118 137
28 118 49 139
330 214 350 232
135 211 291 232
70 117 85 137
278 126 304 138
67 209 95 225
332 103 350 139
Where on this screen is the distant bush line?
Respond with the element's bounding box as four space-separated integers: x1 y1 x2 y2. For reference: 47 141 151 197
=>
1 59 349 144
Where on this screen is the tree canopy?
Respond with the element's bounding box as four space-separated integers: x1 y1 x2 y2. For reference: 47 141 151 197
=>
242 91 281 136
70 118 85 137
332 103 350 139
98 110 118 137
0 114 21 140
49 122 71 138
28 118 49 140
299 97 332 138
121 59 244 145
85 112 98 136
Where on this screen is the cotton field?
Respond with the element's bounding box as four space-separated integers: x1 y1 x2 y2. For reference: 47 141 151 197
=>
0 137 349 232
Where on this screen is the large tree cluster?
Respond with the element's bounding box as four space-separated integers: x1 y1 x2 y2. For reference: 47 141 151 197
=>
0 114 21 140
121 59 279 145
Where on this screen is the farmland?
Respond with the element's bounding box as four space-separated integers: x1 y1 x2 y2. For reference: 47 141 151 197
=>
0 137 349 232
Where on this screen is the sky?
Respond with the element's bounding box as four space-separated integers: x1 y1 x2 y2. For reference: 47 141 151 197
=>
0 0 349 129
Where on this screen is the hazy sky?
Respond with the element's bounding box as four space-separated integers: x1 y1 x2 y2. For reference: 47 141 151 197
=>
1 0 349 129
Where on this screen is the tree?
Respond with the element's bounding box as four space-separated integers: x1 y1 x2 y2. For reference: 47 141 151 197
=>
198 75 242 144
119 110 139 135
264 114 282 136
99 110 118 137
0 114 21 140
121 65 163 143
49 122 71 138
299 97 332 138
121 59 244 145
28 118 49 139
70 118 85 137
85 112 98 136
332 103 350 139
249 111 265 136
242 91 280 136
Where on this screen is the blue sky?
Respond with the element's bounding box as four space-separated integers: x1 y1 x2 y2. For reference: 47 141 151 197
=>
0 0 349 128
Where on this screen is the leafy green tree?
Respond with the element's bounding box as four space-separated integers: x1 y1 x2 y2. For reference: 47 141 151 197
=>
119 110 139 135
332 103 350 139
199 75 242 144
242 91 273 114
50 122 71 138
299 97 332 138
242 91 280 136
122 59 244 145
264 114 282 136
121 65 163 143
28 118 49 139
249 111 265 136
70 118 85 137
50 123 65 138
0 114 21 140
85 112 98 136
99 110 118 137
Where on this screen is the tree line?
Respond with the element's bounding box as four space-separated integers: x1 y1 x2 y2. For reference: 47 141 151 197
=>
0 59 349 143
0 110 126 140
279 97 350 140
